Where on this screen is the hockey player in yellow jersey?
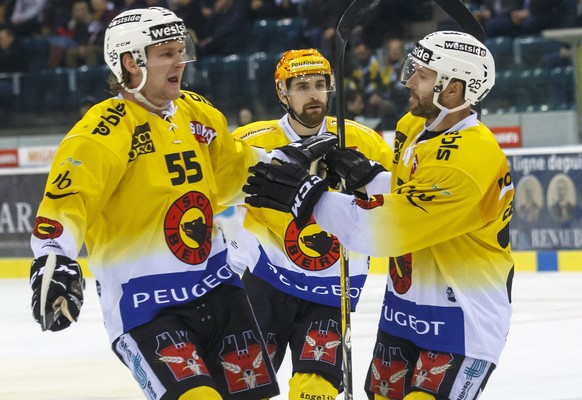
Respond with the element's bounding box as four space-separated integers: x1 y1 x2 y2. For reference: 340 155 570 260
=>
243 32 514 400
226 48 394 399
28 7 287 400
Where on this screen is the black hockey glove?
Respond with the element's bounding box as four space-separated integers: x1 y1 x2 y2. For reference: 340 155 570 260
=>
324 147 386 192
274 132 338 169
244 161 328 228
30 254 85 332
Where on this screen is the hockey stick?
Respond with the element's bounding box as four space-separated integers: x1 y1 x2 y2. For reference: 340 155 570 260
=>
334 1 381 398
432 0 484 42
40 251 61 331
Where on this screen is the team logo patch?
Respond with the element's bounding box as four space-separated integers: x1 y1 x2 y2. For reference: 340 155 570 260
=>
164 191 213 265
32 216 64 240
393 131 408 165
389 253 412 294
300 320 341 365
156 330 209 380
220 331 272 393
369 343 409 399
129 123 155 161
284 217 340 271
190 121 217 144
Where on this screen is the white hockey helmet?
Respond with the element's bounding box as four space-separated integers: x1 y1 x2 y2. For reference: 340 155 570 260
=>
104 7 195 85
400 31 495 111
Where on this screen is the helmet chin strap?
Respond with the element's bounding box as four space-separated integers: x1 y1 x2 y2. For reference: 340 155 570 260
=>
124 66 169 112
427 88 471 131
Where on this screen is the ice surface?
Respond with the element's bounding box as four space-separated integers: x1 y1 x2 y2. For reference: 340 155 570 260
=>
2 272 581 399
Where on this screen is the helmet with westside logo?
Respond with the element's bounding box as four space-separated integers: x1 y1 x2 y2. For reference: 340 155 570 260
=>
274 48 335 96
104 7 195 84
400 31 495 108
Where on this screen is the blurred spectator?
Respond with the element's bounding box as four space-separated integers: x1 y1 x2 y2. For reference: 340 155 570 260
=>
169 0 212 39
5 0 47 36
45 0 92 68
197 0 247 57
247 0 298 19
0 25 27 72
474 0 561 37
145 0 168 8
65 0 117 67
0 25 27 112
300 0 348 61
247 0 280 20
346 31 385 118
375 37 409 129
119 0 146 11
273 0 299 18
357 0 405 47
237 106 254 126
345 87 364 120
358 0 434 48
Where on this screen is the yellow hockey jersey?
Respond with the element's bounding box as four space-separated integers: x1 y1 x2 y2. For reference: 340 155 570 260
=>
314 112 514 364
227 115 394 309
30 92 266 343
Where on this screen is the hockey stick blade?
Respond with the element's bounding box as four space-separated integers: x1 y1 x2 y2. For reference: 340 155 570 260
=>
39 251 60 331
432 0 484 43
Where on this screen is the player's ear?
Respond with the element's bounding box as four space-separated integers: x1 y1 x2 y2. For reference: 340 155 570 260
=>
121 53 139 75
448 79 465 99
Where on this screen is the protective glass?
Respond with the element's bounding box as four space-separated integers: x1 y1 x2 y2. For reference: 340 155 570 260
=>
284 75 334 97
399 55 419 84
145 33 197 68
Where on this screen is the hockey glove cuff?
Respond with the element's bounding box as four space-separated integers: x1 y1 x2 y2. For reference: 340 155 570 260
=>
30 254 85 332
324 147 386 192
243 161 328 228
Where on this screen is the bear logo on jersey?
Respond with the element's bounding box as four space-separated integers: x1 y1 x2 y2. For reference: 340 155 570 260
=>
389 253 413 294
164 191 213 265
32 216 64 240
284 217 340 271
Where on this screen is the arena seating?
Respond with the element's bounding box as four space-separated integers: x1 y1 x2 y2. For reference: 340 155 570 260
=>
1 15 577 128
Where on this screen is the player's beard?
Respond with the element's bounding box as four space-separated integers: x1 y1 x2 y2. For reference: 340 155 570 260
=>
295 101 328 127
409 93 440 121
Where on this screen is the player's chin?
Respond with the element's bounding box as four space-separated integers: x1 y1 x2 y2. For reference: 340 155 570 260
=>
166 84 183 99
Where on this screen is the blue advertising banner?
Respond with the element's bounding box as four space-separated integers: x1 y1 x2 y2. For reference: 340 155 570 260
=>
506 146 582 250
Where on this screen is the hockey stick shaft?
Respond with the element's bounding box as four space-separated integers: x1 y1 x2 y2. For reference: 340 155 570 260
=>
334 1 380 398
432 0 484 42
